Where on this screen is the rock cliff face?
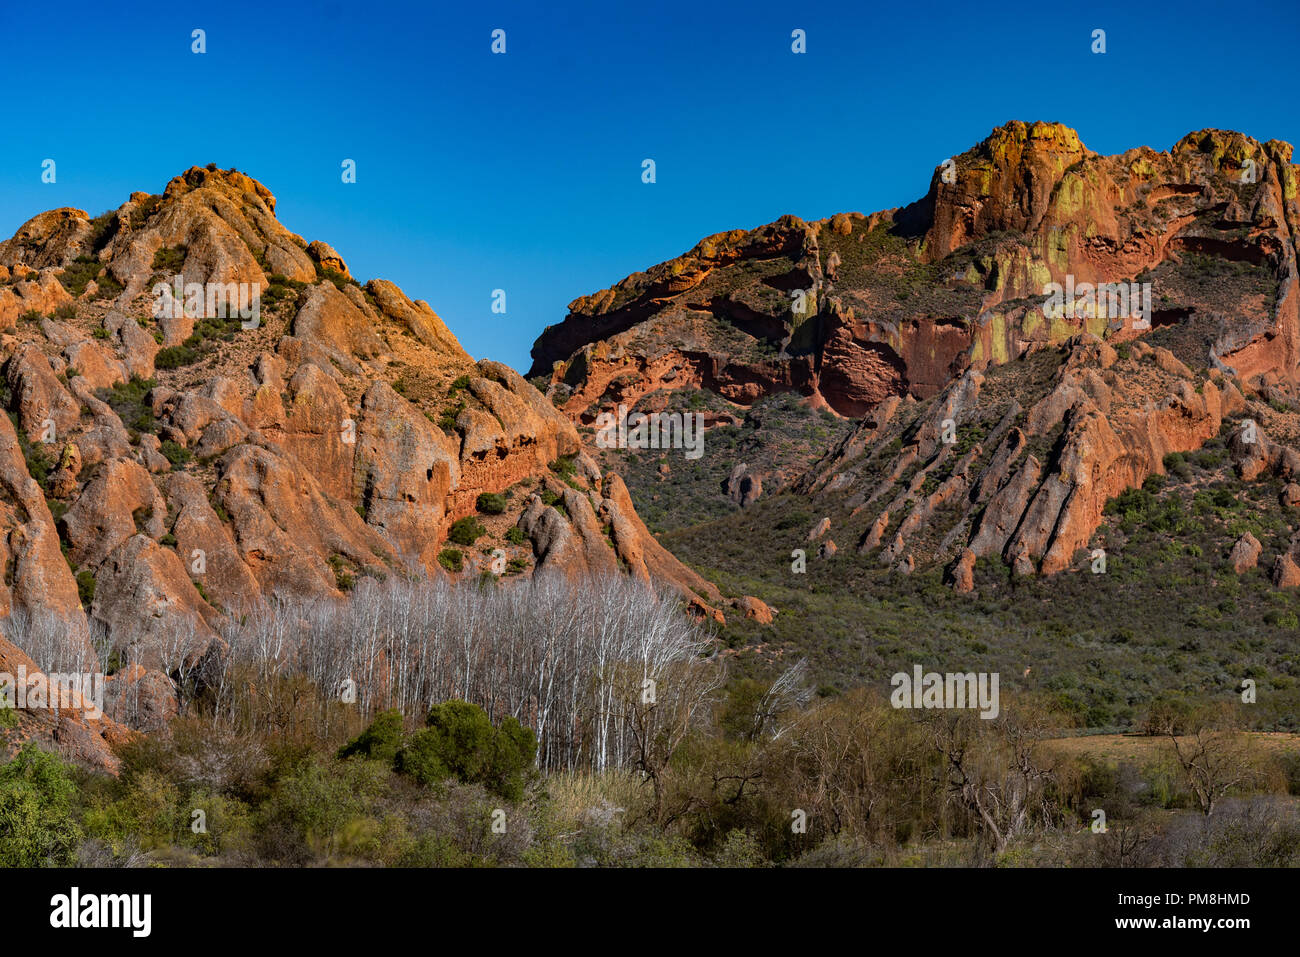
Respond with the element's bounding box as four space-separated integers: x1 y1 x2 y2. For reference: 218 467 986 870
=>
530 122 1300 591
532 121 1299 419
793 334 1251 582
0 166 751 748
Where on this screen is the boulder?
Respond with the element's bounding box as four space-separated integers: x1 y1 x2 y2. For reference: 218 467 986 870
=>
1230 533 1262 574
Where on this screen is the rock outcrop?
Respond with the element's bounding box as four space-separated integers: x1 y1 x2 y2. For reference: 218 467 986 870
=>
0 165 757 734
1230 533 1262 573
533 121 1300 423
0 632 129 773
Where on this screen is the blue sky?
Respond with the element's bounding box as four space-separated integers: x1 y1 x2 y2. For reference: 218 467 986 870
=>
2 0 1297 372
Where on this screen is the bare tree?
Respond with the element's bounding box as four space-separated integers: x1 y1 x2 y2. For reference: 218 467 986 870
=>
1165 703 1255 817
928 699 1062 854
199 573 720 774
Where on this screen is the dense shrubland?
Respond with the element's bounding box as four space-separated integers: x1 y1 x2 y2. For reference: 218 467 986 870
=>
3 574 1300 867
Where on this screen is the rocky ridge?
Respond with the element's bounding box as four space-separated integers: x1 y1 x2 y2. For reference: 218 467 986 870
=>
532 121 1297 419
531 122 1300 590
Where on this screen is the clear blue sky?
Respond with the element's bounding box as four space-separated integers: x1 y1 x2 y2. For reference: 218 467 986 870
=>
2 0 1297 372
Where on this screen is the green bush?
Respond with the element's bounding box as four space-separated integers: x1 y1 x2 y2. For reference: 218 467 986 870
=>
82 769 182 852
1163 452 1192 481
505 525 526 545
396 700 537 800
57 257 101 299
96 271 124 298
0 744 82 866
18 436 53 486
98 377 157 435
447 516 485 545
155 344 200 369
152 245 187 273
255 757 389 864
548 455 577 480
76 570 95 606
338 709 405 764
437 548 463 572
476 492 507 515
160 439 192 466
483 716 538 801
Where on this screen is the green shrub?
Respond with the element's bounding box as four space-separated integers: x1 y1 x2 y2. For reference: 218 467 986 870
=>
447 516 485 546
396 700 537 800
476 492 507 515
160 439 192 466
505 525 526 545
0 744 82 866
154 343 200 369
255 757 389 864
96 271 124 298
128 195 161 229
338 709 405 764
82 769 183 852
152 245 187 273
1163 452 1192 481
76 570 96 605
548 455 577 479
482 716 538 801
315 265 355 290
57 256 101 299
18 436 53 486
438 548 464 572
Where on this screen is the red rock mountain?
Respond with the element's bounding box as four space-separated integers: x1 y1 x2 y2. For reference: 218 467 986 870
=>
532 121 1296 418
0 166 762 755
531 121 1300 589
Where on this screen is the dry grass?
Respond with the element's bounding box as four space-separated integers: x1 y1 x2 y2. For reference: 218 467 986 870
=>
1046 731 1300 761
543 770 648 828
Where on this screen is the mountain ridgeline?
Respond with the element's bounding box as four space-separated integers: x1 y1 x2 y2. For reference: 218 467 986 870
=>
532 120 1300 591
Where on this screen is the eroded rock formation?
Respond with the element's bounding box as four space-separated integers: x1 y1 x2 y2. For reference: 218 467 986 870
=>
0 166 759 745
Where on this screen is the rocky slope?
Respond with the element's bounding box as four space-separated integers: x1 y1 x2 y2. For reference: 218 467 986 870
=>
0 631 127 773
0 167 762 751
532 121 1300 590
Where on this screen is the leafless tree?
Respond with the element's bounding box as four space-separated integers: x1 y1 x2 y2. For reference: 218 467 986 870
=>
1164 704 1256 817
201 573 720 774
928 700 1061 854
